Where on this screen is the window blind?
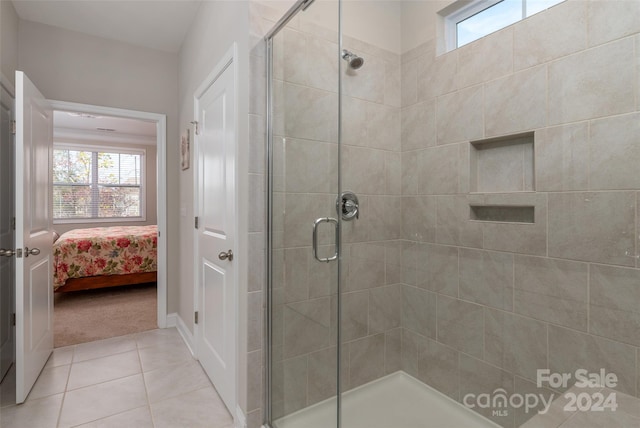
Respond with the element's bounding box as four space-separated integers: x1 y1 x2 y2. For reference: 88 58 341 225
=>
53 147 144 220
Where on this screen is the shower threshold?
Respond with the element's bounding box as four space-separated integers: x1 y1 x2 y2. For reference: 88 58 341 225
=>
273 371 500 428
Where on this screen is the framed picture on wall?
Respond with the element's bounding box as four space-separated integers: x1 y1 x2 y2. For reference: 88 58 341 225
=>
181 129 190 170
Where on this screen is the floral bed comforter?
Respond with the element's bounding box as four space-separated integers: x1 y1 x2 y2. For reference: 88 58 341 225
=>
53 225 158 289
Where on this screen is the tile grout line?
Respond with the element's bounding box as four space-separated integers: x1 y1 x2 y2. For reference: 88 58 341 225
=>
633 192 640 268
546 322 549 374
137 338 157 428
55 345 75 428
636 348 640 398
70 331 180 426
67 337 148 426
63 348 144 392
586 264 590 335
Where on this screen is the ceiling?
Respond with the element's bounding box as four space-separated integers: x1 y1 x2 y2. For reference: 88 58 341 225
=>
54 111 157 145
11 0 202 53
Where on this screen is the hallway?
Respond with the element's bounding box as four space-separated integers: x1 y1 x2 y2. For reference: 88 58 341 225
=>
0 328 233 427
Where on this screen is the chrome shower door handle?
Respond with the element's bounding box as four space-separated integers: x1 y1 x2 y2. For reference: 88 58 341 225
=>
312 217 338 263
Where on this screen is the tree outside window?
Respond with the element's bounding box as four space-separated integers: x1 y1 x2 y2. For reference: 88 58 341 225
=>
53 146 144 221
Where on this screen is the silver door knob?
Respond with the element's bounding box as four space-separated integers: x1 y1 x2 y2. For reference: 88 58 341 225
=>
25 247 40 257
218 250 233 261
0 249 15 257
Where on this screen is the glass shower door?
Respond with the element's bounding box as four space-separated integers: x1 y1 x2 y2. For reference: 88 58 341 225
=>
267 1 341 426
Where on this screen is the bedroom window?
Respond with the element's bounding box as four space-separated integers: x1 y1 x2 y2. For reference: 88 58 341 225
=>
440 0 565 51
53 145 145 223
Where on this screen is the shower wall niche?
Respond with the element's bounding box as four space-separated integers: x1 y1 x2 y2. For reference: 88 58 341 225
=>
470 133 534 193
468 133 536 223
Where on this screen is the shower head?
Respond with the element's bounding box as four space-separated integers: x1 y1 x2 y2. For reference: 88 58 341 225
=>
342 49 364 70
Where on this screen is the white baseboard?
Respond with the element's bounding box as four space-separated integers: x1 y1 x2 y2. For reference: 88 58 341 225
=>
235 406 247 428
175 313 196 356
165 312 178 328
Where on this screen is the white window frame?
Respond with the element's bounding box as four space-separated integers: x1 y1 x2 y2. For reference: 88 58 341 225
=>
441 0 504 51
53 142 146 224
439 0 563 52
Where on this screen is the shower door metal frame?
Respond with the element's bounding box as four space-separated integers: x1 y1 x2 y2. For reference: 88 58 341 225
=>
264 0 343 426
265 33 273 428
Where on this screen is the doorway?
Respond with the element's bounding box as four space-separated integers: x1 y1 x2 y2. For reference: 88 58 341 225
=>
0 76 15 386
49 101 168 337
51 108 161 347
192 45 238 414
2 72 167 404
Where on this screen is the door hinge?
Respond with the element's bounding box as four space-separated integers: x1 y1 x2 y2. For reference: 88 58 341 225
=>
11 313 15 326
11 217 15 230
194 311 199 324
195 216 199 229
11 120 16 135
190 120 200 136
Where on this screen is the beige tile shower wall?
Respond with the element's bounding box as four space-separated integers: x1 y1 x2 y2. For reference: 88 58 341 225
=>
399 1 640 427
340 33 403 393
251 4 404 422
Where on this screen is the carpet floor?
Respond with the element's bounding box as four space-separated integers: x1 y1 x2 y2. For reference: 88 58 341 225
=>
54 282 158 348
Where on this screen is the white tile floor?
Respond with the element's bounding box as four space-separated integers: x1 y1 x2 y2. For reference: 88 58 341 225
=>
0 328 234 428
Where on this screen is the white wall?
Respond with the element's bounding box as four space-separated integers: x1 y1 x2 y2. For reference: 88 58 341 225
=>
177 0 249 340
177 0 251 420
1 0 19 85
343 0 402 53
18 20 180 313
51 140 158 235
401 0 449 53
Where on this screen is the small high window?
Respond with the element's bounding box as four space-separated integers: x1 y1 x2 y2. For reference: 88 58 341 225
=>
53 145 145 223
440 0 565 51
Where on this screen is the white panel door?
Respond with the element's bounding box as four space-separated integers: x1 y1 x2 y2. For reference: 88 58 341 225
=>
15 71 53 403
195 55 236 413
0 83 15 382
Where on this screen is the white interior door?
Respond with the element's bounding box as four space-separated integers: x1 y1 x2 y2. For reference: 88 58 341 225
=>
195 52 236 413
15 71 53 403
0 82 15 382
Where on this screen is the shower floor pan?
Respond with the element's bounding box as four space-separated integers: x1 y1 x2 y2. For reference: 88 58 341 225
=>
273 371 499 428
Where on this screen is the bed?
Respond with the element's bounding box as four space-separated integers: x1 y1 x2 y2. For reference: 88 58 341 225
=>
53 225 158 292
